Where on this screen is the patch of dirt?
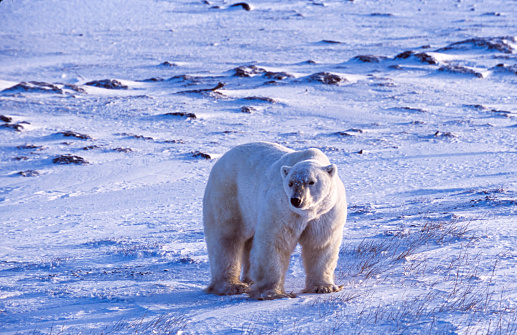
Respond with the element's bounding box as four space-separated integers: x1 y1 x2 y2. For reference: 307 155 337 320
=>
53 154 89 165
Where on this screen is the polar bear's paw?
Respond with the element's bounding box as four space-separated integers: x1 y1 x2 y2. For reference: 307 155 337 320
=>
248 289 297 300
205 282 250 296
304 284 344 294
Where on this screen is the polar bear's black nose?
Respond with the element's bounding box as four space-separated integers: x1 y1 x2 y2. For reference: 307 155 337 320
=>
291 197 302 208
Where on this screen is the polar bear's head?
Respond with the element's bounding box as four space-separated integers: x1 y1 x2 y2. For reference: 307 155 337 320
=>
281 160 337 211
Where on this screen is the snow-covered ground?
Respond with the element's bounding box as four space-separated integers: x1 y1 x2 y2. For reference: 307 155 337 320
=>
1 0 517 333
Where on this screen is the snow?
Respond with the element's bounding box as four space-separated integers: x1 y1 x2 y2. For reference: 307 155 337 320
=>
1 0 517 333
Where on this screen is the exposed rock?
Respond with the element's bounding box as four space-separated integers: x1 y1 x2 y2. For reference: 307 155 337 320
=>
53 154 89 165
192 151 212 159
241 106 257 113
113 147 133 153
58 131 92 140
243 96 279 103
437 36 516 54
1 81 62 94
165 112 197 119
264 71 294 80
230 2 252 11
85 79 128 90
491 63 517 75
17 144 44 150
1 123 25 131
437 65 484 78
1 115 13 122
308 72 345 85
352 55 388 63
18 170 40 177
394 51 438 65
233 65 267 77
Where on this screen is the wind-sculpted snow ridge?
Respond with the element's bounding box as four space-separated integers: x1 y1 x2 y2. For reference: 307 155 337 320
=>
1 0 517 333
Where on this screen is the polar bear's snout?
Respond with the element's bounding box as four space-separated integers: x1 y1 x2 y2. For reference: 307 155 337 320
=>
290 196 302 208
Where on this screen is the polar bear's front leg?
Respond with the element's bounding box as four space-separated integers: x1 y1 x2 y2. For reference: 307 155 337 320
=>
300 232 343 294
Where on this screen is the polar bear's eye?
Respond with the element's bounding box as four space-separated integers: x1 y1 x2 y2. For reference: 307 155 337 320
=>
308 181 315 185
288 181 294 187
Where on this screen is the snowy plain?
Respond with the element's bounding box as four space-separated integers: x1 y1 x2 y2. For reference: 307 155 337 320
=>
1 0 517 333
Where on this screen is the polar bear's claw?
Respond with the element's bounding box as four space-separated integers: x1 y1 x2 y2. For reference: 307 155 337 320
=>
306 284 343 294
205 282 249 296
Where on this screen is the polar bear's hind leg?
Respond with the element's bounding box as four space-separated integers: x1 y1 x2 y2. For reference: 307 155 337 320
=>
204 185 249 295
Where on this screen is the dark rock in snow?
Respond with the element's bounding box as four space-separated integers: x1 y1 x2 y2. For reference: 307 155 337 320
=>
177 82 225 95
352 55 388 63
18 170 40 177
243 96 278 103
17 144 44 150
192 151 212 159
371 13 394 17
1 81 62 94
321 40 343 44
53 154 89 165
164 139 186 144
85 79 128 90
434 131 456 138
241 106 257 113
437 36 516 54
165 112 197 119
58 131 92 140
308 72 344 85
160 61 177 67
437 65 484 78
1 115 13 123
233 65 267 77
394 51 438 65
264 71 294 80
230 2 252 11
113 147 133 153
1 123 25 131
491 63 517 75
83 145 100 150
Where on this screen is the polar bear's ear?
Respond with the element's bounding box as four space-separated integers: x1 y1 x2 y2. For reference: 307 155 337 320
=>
326 164 337 177
281 166 291 178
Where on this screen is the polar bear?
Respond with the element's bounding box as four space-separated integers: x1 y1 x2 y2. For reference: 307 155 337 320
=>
203 142 347 300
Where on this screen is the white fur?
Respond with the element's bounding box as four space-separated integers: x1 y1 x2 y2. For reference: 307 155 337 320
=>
203 142 347 300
